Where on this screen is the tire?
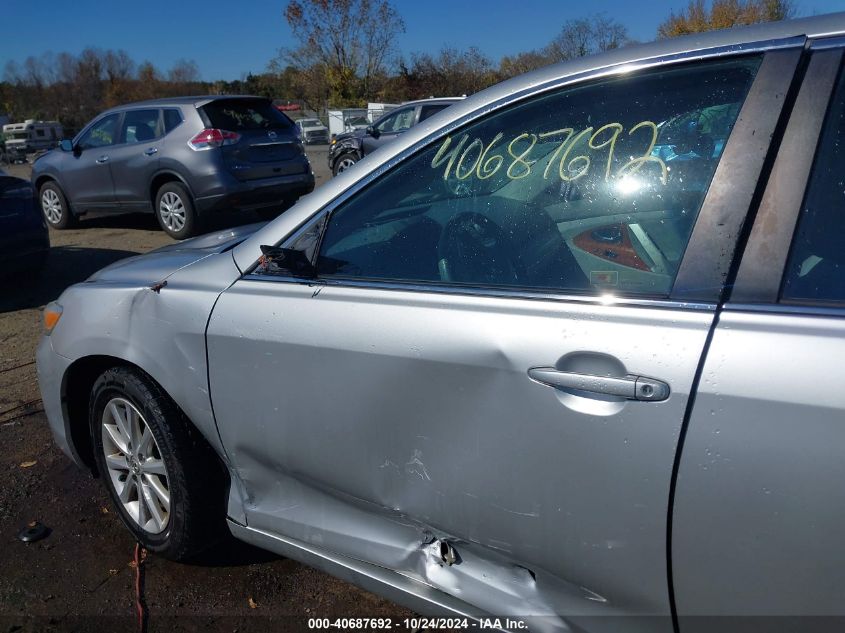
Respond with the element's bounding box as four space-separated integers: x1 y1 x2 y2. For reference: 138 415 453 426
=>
39 181 76 229
89 366 227 560
155 182 197 240
332 152 358 176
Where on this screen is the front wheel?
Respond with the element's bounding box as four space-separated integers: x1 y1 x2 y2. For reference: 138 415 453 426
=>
89 367 226 560
40 181 76 229
155 182 197 239
332 153 358 176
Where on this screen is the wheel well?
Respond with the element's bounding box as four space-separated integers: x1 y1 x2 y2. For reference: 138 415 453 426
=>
33 175 56 192
333 150 360 170
149 173 190 208
62 355 226 482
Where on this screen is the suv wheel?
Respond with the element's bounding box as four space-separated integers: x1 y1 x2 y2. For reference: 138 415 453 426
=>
333 153 358 176
40 182 76 229
155 182 197 240
90 366 226 560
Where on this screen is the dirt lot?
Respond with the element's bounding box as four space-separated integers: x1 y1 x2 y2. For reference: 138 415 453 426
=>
0 149 413 632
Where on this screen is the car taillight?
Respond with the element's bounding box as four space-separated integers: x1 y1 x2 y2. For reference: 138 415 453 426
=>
188 128 240 150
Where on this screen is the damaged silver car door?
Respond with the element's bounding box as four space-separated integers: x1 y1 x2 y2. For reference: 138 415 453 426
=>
206 49 788 629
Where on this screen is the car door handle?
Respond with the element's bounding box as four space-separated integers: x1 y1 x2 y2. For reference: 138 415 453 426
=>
527 367 670 402
96 155 109 164
144 147 158 156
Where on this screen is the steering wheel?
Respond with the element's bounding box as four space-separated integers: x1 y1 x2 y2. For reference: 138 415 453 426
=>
437 212 520 285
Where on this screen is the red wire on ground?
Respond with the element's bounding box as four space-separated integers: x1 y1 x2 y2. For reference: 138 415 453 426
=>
134 542 146 633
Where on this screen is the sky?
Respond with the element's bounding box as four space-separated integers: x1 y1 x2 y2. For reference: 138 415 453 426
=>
2 0 844 81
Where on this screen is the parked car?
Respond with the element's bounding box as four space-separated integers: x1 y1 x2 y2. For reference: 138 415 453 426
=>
0 168 48 277
327 97 461 175
294 118 330 145
31 96 315 239
37 13 845 632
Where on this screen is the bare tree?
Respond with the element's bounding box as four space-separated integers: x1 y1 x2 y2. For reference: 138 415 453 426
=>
281 0 405 105
545 14 630 63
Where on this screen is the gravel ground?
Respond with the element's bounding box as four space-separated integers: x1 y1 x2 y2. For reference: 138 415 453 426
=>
0 148 413 632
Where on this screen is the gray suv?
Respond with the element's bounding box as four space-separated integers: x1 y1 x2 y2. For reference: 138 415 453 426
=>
31 96 315 239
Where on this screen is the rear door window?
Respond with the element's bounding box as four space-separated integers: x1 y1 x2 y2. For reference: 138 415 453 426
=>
419 104 451 122
120 109 161 144
200 99 293 131
163 109 183 134
310 56 762 297
781 63 845 304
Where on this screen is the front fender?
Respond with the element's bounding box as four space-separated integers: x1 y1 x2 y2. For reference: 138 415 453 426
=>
48 252 241 459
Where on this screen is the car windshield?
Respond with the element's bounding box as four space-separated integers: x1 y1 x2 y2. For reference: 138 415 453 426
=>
201 99 293 131
300 119 322 127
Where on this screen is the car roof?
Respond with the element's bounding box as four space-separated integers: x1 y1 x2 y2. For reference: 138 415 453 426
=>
99 94 270 114
400 97 464 107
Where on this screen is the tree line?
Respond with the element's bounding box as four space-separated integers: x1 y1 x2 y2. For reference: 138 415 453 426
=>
0 0 795 132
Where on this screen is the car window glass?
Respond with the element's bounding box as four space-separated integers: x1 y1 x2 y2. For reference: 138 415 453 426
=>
77 113 120 150
201 98 292 131
376 108 414 133
278 57 761 297
419 104 450 122
121 109 161 144
781 64 845 304
163 109 183 133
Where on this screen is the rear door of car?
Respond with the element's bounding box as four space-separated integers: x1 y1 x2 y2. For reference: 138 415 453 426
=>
208 44 799 626
673 41 845 633
199 98 308 182
108 108 163 210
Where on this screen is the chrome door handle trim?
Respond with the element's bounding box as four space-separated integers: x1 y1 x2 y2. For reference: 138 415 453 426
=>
96 155 109 164
144 147 158 156
527 367 670 402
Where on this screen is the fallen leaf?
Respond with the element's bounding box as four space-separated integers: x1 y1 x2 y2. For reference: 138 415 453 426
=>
128 560 137 569
248 597 258 609
108 569 118 576
100 507 109 514
19 461 37 468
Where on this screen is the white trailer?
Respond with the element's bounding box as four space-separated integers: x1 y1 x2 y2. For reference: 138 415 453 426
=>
2 119 63 161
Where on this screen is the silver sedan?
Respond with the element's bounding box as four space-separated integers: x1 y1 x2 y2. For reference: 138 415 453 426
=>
37 13 845 632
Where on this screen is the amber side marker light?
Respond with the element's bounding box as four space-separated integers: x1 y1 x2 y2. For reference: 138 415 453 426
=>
43 302 63 334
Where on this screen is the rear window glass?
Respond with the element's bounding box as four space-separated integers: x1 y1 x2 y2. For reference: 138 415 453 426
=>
201 99 292 131
164 109 183 133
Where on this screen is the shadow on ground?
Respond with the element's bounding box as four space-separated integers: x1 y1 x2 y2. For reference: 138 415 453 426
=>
75 209 269 234
0 246 139 313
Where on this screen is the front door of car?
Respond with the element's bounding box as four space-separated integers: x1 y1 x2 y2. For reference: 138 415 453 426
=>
108 108 163 210
62 112 121 210
362 105 416 155
208 50 790 625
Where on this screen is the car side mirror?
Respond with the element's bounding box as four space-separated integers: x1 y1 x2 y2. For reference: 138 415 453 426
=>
59 139 73 152
366 126 380 139
258 245 316 278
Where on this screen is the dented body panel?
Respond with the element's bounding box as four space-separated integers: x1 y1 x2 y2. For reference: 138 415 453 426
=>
207 280 713 626
38 247 242 461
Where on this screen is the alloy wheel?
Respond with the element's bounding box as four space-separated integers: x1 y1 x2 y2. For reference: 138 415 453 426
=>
101 397 171 534
158 191 186 233
336 157 357 173
41 189 63 224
